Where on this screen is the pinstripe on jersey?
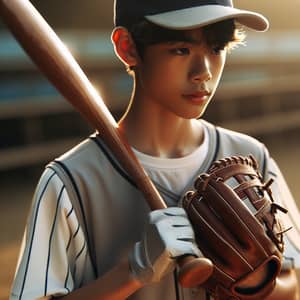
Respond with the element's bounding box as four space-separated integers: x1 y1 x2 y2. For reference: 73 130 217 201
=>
10 169 94 300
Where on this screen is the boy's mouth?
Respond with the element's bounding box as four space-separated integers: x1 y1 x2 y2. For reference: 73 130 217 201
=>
182 90 211 104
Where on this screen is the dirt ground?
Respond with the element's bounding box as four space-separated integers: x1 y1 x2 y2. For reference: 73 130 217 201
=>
0 134 299 300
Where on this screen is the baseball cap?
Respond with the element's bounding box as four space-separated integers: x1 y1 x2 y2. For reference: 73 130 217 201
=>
114 0 269 32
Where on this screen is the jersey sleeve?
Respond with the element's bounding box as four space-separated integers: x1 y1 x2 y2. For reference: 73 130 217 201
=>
264 151 300 270
10 168 94 300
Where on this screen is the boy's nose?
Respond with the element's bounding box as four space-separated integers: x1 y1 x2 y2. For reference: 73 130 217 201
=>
189 56 212 83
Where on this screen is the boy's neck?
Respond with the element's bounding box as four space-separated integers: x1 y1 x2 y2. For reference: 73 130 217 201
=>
118 102 205 158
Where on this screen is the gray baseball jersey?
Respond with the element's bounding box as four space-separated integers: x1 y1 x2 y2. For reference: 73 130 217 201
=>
10 120 300 300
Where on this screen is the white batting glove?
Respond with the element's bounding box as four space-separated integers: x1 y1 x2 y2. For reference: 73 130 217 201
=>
129 207 201 284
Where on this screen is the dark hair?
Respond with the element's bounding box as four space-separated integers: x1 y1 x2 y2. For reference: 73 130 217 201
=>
130 19 245 58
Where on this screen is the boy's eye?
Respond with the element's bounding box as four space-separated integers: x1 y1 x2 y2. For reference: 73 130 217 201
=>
211 45 226 55
170 48 190 55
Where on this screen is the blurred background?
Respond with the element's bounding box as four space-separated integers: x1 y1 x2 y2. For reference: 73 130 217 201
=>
0 0 299 299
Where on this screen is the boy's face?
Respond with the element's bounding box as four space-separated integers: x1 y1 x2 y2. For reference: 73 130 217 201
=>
134 27 226 119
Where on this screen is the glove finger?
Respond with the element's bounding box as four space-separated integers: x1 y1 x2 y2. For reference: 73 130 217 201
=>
150 207 187 224
188 199 254 277
205 181 269 254
156 216 196 241
149 211 202 258
173 225 196 240
165 215 192 227
189 193 248 251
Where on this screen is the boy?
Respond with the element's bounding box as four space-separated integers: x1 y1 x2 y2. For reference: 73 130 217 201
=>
10 0 300 299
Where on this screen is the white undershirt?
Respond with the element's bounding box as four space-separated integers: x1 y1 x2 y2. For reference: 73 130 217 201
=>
133 126 209 195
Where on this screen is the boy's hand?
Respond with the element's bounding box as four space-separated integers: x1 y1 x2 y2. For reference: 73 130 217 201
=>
129 207 201 284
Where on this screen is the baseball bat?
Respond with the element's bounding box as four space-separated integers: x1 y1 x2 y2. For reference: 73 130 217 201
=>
0 0 213 288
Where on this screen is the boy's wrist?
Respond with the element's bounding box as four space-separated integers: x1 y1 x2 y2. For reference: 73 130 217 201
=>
129 241 154 284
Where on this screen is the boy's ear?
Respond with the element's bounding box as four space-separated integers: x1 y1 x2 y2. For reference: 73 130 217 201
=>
111 27 140 67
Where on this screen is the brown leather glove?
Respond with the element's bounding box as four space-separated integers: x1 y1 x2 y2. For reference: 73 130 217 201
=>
182 155 288 300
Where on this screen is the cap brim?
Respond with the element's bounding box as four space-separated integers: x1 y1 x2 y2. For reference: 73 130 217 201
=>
145 5 269 32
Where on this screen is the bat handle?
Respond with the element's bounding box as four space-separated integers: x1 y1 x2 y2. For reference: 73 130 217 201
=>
178 256 214 287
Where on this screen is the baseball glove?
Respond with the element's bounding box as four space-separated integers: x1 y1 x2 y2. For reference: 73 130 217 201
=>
182 155 288 300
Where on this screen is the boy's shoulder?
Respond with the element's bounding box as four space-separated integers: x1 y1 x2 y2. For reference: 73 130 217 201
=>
217 124 264 150
57 134 102 165
51 133 134 185
56 133 123 166
202 120 268 170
